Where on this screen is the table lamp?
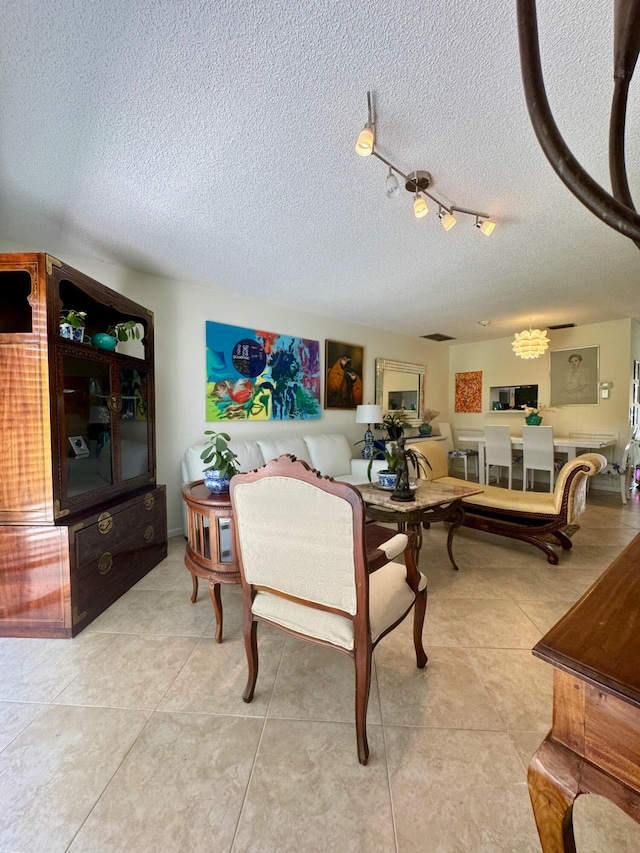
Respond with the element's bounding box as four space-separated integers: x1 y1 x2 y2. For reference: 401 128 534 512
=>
356 404 383 459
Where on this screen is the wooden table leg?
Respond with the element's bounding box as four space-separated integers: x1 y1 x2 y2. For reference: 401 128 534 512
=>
209 581 224 643
528 738 580 853
446 504 465 571
190 572 198 604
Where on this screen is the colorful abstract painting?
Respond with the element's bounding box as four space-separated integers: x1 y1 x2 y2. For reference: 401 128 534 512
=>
205 322 321 421
455 371 483 413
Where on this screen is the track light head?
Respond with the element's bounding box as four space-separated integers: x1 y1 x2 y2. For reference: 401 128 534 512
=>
355 123 375 156
413 193 428 218
475 216 496 236
385 168 400 198
438 207 457 231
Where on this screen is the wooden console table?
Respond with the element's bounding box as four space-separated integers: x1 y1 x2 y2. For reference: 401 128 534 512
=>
528 532 640 851
182 481 240 643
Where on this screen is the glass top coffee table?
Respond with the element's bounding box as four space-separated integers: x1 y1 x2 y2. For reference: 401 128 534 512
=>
357 480 483 571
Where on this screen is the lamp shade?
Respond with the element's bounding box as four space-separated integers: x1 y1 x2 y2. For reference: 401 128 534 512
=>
413 194 428 218
511 328 550 359
479 219 496 236
355 124 375 156
440 211 457 231
356 404 382 424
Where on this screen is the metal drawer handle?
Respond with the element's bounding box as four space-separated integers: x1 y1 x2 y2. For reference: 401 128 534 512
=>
98 552 113 575
143 524 154 542
97 512 114 535
144 493 155 510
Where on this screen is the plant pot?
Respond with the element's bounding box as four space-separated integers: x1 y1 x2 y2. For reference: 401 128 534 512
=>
525 413 543 425
418 423 432 436
204 469 230 494
387 427 403 441
91 332 118 351
60 323 87 342
377 471 397 490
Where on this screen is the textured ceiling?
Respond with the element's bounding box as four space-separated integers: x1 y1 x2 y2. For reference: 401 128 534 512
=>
1 0 639 344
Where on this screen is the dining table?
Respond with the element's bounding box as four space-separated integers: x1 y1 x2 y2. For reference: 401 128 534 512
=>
457 434 615 485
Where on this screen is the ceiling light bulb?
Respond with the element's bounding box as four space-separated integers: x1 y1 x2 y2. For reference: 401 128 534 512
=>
414 194 428 218
440 211 457 231
355 123 375 156
386 168 400 198
476 218 496 236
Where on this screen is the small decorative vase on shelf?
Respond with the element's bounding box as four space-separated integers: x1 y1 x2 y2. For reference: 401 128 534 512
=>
418 422 432 436
204 470 230 494
91 332 118 351
525 413 543 426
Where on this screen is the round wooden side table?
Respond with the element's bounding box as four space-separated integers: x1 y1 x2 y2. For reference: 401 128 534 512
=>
181 480 240 642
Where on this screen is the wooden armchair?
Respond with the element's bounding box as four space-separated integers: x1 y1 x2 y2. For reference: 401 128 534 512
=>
229 454 428 765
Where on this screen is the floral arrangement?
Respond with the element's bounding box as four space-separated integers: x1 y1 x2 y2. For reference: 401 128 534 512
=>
60 309 87 328
421 407 440 424
524 405 553 416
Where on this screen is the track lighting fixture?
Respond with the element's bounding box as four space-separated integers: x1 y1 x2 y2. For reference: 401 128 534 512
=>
354 91 496 235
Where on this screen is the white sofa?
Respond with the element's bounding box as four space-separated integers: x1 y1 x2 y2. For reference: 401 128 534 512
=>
180 433 385 535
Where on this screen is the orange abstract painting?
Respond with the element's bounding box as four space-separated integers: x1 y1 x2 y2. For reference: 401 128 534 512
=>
455 371 482 413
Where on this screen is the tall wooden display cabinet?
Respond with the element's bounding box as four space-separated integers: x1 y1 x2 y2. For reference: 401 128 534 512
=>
0 253 167 637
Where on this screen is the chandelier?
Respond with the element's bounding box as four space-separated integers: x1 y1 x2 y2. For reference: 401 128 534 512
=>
512 324 550 359
355 92 496 235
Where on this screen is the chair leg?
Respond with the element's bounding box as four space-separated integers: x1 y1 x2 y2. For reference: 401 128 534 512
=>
354 645 372 765
242 619 259 703
462 455 468 480
413 589 428 669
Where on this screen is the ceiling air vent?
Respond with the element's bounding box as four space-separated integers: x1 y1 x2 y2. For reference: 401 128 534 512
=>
548 323 576 330
421 333 456 341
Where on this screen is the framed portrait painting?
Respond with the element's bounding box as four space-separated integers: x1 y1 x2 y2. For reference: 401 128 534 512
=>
324 340 364 409
549 345 599 406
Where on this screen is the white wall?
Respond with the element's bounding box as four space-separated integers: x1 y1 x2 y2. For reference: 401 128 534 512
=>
1 245 449 534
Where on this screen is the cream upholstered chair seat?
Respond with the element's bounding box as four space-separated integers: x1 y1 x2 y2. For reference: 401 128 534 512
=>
230 455 428 765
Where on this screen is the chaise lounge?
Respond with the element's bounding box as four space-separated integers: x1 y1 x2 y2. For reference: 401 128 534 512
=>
411 440 607 565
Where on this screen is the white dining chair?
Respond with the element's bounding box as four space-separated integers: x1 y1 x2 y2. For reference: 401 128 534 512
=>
437 422 477 480
484 425 513 489
522 426 555 492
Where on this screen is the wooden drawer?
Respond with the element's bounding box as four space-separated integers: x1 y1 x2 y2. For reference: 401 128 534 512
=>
75 521 166 616
73 489 163 568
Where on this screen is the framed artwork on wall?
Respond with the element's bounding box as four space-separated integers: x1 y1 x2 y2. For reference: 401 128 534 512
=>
455 371 483 413
324 340 364 409
549 345 599 406
205 321 321 421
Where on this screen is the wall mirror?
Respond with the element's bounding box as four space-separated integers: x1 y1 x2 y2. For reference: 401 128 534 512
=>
375 359 426 427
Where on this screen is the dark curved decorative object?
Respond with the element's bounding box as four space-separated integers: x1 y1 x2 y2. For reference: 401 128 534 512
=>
517 0 640 247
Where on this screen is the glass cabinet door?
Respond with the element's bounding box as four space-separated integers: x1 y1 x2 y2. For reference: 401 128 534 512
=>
62 356 113 498
119 366 150 481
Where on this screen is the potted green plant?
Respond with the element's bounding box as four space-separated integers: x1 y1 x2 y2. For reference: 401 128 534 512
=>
382 412 409 441
367 442 431 489
418 407 440 436
107 320 141 341
59 309 87 342
199 430 240 493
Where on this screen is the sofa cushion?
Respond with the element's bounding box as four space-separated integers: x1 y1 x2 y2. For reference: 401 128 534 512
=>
304 434 353 478
256 437 313 467
228 440 266 472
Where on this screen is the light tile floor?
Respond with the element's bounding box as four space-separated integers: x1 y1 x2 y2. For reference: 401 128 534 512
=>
2 490 640 851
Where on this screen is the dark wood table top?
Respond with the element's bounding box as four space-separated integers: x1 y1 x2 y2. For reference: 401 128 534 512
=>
533 532 640 709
